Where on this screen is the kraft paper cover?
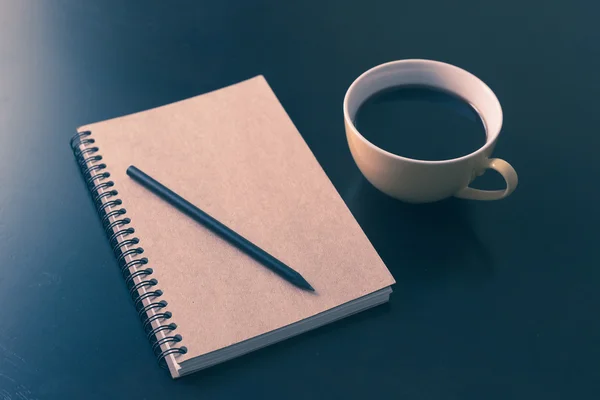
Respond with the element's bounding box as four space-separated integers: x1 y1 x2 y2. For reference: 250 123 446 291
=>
78 76 395 365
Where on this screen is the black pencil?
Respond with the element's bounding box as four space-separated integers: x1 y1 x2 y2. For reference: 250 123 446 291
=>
126 165 314 292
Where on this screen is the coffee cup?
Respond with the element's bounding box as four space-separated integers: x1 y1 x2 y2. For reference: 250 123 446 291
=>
343 59 518 203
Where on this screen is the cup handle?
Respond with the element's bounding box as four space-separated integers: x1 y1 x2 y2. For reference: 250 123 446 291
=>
454 158 518 201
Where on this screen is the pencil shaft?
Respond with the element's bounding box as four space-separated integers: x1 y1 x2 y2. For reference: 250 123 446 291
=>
126 166 314 291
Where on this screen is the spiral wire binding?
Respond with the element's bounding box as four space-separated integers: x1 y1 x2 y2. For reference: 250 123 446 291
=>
70 131 187 368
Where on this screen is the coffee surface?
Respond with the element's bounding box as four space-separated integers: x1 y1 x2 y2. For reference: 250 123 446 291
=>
354 85 487 161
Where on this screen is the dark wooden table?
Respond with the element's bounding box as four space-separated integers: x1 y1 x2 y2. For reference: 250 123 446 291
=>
1 1 598 398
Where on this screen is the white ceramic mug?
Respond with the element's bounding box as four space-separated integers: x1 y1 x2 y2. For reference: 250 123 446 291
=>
343 59 518 203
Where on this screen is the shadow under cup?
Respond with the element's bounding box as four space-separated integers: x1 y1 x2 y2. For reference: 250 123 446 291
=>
343 59 517 203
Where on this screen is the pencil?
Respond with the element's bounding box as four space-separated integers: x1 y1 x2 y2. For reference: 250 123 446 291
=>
126 165 314 292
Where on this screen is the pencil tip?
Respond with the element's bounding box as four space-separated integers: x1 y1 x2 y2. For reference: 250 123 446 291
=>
299 279 315 292
291 271 315 292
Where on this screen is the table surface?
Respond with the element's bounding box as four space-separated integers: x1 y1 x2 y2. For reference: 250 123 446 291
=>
1 0 599 399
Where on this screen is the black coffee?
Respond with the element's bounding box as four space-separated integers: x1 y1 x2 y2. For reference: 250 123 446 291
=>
354 85 486 161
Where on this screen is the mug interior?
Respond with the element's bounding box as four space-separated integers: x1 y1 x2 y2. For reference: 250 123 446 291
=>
343 60 503 163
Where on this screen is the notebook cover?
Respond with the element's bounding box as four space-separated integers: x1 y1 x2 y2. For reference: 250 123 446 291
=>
76 76 395 377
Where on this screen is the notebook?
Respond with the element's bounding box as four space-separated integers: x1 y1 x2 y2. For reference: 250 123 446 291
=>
70 76 395 378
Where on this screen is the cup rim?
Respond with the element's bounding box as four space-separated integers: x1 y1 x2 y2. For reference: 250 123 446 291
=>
343 59 503 165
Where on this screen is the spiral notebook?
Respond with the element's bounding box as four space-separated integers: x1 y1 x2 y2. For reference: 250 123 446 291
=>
70 76 395 378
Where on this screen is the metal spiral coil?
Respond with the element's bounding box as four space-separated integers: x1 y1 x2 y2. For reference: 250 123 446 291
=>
94 189 118 205
120 257 148 275
70 130 187 368
98 199 123 214
86 172 111 186
134 289 163 309
83 162 107 176
108 227 134 246
101 208 127 226
143 311 172 332
105 218 131 233
124 268 154 288
75 147 99 160
79 154 102 165
116 247 143 265
113 237 139 253
147 322 176 340
138 300 168 318
91 181 115 193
